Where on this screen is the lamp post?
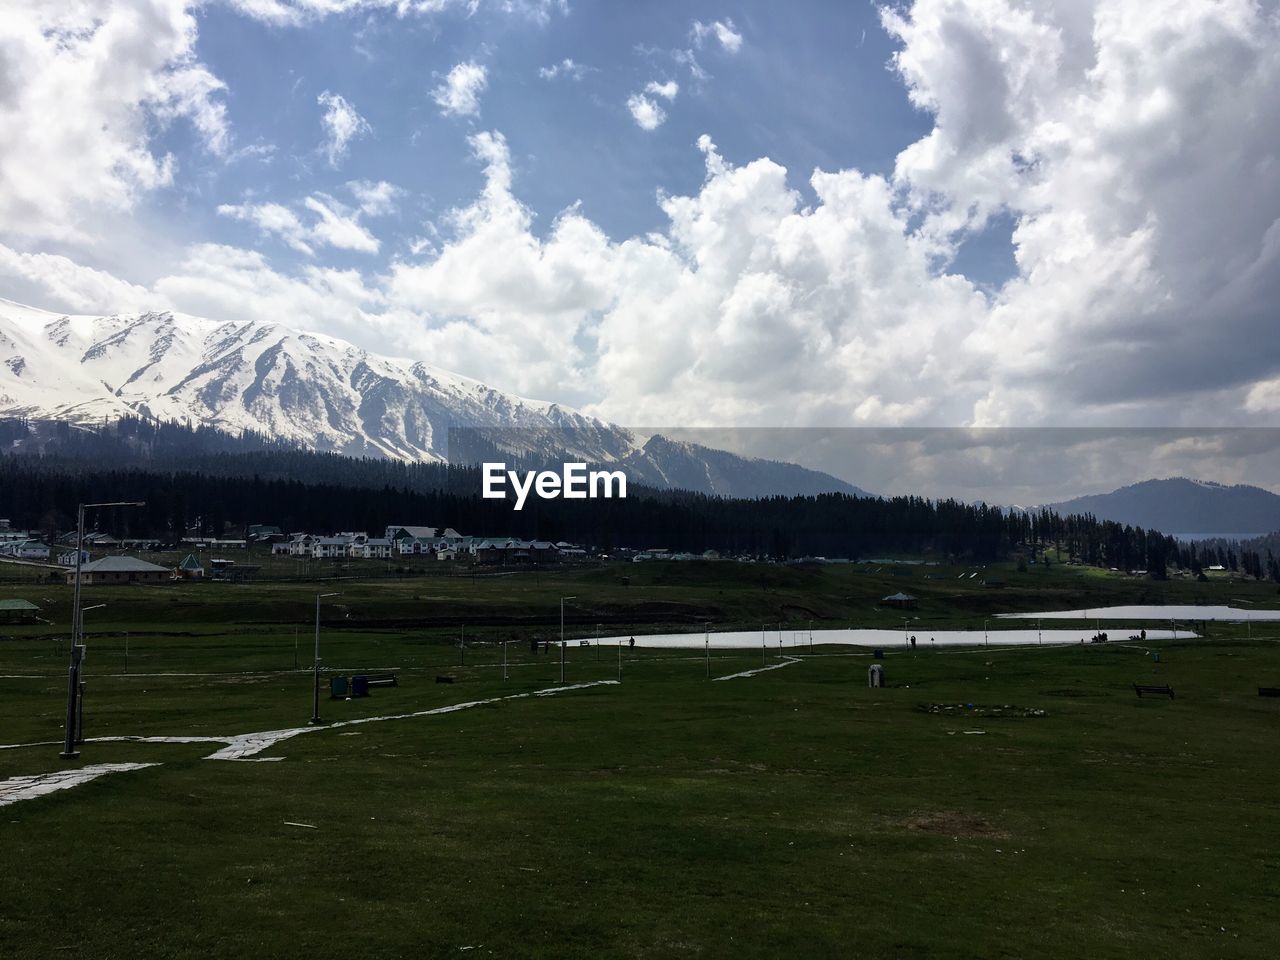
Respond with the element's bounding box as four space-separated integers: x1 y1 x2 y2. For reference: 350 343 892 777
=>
71 603 105 747
61 500 144 761
984 618 989 647
311 592 341 724
560 596 576 683
704 621 712 679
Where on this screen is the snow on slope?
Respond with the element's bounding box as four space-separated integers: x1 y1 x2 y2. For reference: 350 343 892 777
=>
0 298 635 463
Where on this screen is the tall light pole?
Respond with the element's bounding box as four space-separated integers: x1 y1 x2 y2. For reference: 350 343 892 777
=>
311 592 341 725
704 621 712 679
984 618 989 647
71 603 105 747
560 596 576 683
61 500 144 761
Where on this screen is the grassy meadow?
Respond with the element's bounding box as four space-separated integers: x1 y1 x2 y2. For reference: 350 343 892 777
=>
1 560 1278 957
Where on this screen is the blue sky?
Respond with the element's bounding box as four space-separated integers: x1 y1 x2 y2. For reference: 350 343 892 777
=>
163 1 963 281
2 0 1279 435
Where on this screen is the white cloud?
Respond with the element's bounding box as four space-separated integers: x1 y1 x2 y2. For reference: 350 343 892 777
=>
691 19 743 54
317 91 371 167
152 244 386 345
0 244 154 314
538 58 592 81
882 0 1280 425
5 0 1280 440
303 195 381 254
348 180 403 217
626 94 667 131
0 0 230 244
226 0 567 28
645 80 679 100
218 182 393 256
433 61 489 117
217 201 315 255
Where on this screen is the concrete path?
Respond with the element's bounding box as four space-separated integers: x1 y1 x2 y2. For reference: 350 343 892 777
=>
0 680 620 807
0 763 159 808
712 657 800 681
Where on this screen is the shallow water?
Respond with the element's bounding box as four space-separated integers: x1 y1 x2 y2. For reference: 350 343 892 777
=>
594 628 1190 650
996 605 1280 622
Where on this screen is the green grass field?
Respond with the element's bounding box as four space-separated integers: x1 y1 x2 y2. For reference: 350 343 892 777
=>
2 561 1279 957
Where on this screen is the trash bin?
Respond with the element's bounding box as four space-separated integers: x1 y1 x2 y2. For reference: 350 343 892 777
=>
351 675 370 697
329 675 349 699
868 663 885 688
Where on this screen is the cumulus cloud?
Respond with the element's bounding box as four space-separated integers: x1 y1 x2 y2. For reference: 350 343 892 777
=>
5 0 1280 440
433 61 489 117
626 95 666 131
0 0 230 244
882 0 1280 425
151 243 388 345
317 91 371 167
626 78 680 132
691 19 743 54
0 244 154 314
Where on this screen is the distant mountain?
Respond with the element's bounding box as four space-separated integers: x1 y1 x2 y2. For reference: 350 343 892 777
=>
1043 478 1280 536
0 299 863 501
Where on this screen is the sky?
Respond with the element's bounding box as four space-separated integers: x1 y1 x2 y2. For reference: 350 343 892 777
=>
2 0 1280 443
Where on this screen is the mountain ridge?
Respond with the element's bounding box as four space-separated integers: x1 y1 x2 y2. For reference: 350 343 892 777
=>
1039 477 1280 536
0 298 863 500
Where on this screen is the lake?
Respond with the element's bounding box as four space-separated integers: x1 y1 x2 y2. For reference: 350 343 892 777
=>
596 627 1191 649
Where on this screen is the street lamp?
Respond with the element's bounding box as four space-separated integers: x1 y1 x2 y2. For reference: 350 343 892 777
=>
61 500 144 760
560 596 576 683
984 618 989 647
311 592 342 725
69 603 105 747
704 621 712 679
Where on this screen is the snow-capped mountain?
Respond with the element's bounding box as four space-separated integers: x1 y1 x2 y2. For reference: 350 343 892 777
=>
0 298 633 463
0 298 865 499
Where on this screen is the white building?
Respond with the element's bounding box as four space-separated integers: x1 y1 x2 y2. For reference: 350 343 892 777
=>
358 538 393 559
312 536 354 559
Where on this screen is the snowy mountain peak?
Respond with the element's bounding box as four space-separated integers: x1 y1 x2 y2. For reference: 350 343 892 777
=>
0 298 632 463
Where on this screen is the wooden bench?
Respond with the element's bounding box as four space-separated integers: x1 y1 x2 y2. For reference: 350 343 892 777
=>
1134 683 1175 699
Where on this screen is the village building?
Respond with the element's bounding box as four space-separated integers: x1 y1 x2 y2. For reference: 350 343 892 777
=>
68 556 170 585
357 538 393 559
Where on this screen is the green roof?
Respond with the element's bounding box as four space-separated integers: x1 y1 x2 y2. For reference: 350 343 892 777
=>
0 599 39 611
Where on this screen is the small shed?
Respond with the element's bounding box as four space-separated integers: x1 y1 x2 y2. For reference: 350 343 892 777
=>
0 598 40 623
177 554 205 579
880 592 918 609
